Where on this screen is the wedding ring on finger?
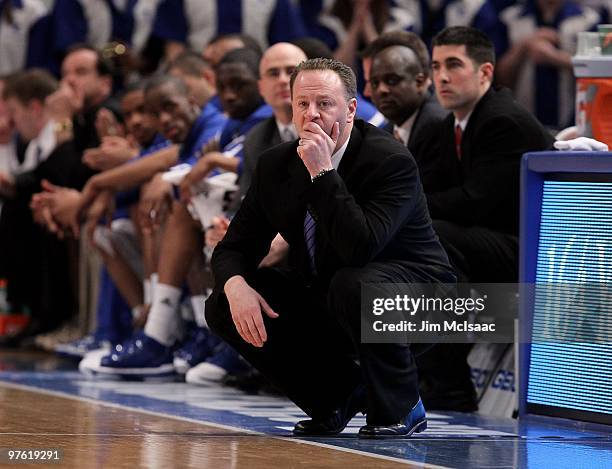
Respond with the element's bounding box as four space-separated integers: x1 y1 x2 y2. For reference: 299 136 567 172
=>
149 209 157 219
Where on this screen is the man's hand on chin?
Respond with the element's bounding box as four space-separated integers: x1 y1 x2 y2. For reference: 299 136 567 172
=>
297 121 339 178
224 275 279 348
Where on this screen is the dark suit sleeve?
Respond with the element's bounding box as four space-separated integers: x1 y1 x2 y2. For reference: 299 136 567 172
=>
13 141 80 200
306 153 420 267
211 164 278 289
426 114 532 226
239 123 268 200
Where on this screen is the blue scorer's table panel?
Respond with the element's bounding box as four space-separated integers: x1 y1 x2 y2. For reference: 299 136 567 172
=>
529 181 612 416
520 153 612 426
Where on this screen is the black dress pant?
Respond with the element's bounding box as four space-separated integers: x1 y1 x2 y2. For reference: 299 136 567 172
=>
206 263 426 425
432 220 518 283
417 220 518 411
0 197 72 329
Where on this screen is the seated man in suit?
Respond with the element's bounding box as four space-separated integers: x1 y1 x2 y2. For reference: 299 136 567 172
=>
368 33 482 412
236 42 306 205
429 26 554 284
366 31 449 193
428 28 554 407
205 58 455 438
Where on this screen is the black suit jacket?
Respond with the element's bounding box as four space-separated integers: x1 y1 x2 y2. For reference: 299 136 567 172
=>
14 141 80 201
212 120 454 289
238 117 282 203
427 87 554 235
407 93 448 193
383 93 448 193
13 98 122 199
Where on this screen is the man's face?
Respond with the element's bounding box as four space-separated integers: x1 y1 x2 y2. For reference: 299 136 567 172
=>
145 82 196 143
216 62 261 119
61 49 110 108
121 89 156 147
292 69 356 150
370 46 427 126
431 45 487 116
0 83 15 144
258 44 306 112
203 38 245 67
5 97 38 141
202 38 245 86
169 66 213 108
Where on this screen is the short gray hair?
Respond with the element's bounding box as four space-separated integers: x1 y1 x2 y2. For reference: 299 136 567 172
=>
290 58 356 101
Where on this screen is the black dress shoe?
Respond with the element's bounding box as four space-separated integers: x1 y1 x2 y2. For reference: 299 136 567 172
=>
293 384 367 436
358 398 427 438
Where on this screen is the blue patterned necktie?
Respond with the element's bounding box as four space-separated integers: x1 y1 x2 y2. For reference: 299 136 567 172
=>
304 210 317 274
35 145 43 164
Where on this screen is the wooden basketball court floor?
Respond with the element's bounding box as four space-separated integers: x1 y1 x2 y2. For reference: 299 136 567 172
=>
0 350 610 468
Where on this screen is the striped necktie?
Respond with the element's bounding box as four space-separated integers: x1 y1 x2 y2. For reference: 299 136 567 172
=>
35 145 43 164
304 210 317 274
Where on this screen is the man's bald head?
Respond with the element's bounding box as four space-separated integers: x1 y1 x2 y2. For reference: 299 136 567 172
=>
259 43 306 77
258 42 307 122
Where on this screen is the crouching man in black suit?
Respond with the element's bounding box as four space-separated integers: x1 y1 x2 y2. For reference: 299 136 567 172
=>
205 58 455 438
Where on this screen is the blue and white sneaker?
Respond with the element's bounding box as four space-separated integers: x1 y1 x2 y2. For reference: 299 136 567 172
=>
185 341 251 385
84 333 176 379
173 327 222 374
79 339 131 377
55 335 111 359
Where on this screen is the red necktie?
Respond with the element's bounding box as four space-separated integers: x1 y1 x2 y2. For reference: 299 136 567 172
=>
454 125 462 161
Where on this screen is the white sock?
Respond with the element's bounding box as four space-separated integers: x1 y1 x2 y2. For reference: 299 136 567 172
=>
190 294 208 328
151 273 159 296
131 304 144 319
144 283 182 346
181 299 195 323
143 280 152 304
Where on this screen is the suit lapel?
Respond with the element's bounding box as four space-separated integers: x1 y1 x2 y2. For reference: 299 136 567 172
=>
461 88 494 168
269 119 282 147
286 143 311 203
408 100 426 150
337 124 363 181
315 124 363 274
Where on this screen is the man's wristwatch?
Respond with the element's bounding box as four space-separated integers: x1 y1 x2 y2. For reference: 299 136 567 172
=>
53 118 73 133
311 168 334 182
53 118 74 143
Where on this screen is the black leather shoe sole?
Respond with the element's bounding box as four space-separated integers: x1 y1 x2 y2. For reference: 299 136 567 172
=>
293 384 367 436
292 421 345 436
358 419 427 439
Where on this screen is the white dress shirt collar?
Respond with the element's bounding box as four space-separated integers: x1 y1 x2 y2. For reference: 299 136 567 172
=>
21 120 57 173
276 121 297 142
393 111 418 146
454 111 473 132
331 133 351 170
